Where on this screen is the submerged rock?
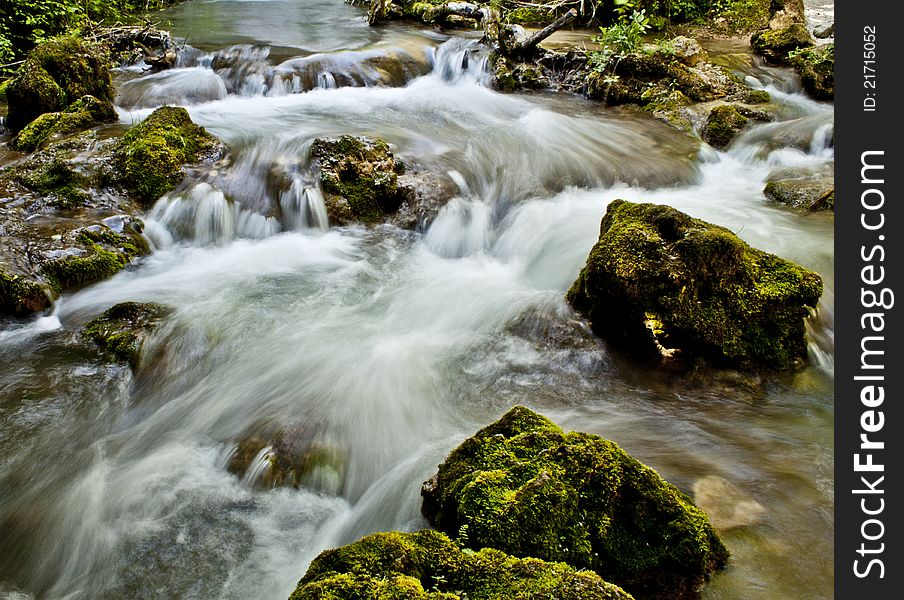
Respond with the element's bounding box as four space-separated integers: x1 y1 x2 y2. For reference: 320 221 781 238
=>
421 406 728 599
292 529 634 600
693 475 766 531
566 200 822 370
4 37 114 132
84 302 171 369
114 106 223 206
226 427 345 494
310 135 402 225
10 95 117 152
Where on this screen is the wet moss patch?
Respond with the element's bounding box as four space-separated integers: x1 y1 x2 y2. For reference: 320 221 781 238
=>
11 95 117 153
566 200 823 369
293 529 634 600
84 301 171 369
421 406 728 599
114 106 220 206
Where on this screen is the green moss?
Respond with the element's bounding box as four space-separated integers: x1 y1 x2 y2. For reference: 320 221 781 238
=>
751 23 814 64
311 135 400 224
12 157 90 207
421 406 727 600
702 104 748 149
11 95 117 153
40 225 148 293
115 106 218 206
5 37 113 131
0 78 9 102
743 89 771 104
293 529 634 600
505 7 552 26
712 0 771 33
0 270 51 317
83 301 170 368
790 44 833 100
566 200 823 369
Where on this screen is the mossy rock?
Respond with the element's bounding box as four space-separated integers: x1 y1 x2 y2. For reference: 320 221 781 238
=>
566 200 823 369
764 178 834 210
790 44 834 100
114 106 220 206
39 224 150 294
711 0 771 34
10 95 117 153
227 429 345 494
702 105 748 149
84 301 171 369
292 529 634 600
9 157 92 208
4 37 114 132
743 89 771 104
750 23 814 64
0 269 52 316
421 406 727 600
310 135 401 225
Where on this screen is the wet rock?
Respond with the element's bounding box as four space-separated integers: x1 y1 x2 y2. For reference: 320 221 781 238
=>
693 475 766 530
0 219 149 317
4 37 114 132
813 23 834 39
10 95 117 153
751 23 814 64
292 529 634 600
790 43 834 100
226 427 344 494
389 170 458 230
670 36 707 67
566 200 823 370
764 172 834 210
83 302 171 369
310 135 402 225
421 406 728 599
702 104 749 149
114 106 223 206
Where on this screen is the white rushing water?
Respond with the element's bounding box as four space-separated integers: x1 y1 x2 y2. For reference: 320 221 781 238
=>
0 3 834 600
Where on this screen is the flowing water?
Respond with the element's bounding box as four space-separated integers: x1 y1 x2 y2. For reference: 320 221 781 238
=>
0 2 834 599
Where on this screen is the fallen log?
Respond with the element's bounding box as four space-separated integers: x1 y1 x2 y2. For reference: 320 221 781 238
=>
491 8 577 58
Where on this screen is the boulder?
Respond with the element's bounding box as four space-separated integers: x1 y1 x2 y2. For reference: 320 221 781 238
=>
566 200 822 369
764 177 834 210
790 43 834 100
292 529 634 600
4 37 114 132
702 104 748 149
421 406 728 600
10 94 117 152
310 135 402 225
226 427 344 494
114 106 222 206
84 302 171 369
750 23 814 64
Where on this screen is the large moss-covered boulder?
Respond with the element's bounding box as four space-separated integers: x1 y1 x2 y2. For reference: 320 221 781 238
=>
4 37 114 132
702 104 748 149
566 200 823 369
421 406 728 600
310 135 402 225
750 23 813 64
790 43 834 100
10 95 117 152
114 106 221 206
84 301 171 369
291 529 634 600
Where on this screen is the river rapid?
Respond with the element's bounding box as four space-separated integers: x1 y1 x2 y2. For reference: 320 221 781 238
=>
0 1 834 599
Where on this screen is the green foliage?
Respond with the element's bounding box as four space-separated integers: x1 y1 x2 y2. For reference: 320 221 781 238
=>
0 1 179 66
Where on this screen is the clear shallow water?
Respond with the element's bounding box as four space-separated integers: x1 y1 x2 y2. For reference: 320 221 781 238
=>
0 2 834 599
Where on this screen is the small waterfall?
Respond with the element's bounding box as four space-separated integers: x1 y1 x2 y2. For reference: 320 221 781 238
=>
279 177 330 231
432 38 491 84
242 447 275 486
146 183 280 247
809 123 834 157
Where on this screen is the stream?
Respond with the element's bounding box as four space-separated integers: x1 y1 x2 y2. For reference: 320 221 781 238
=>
0 1 834 599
